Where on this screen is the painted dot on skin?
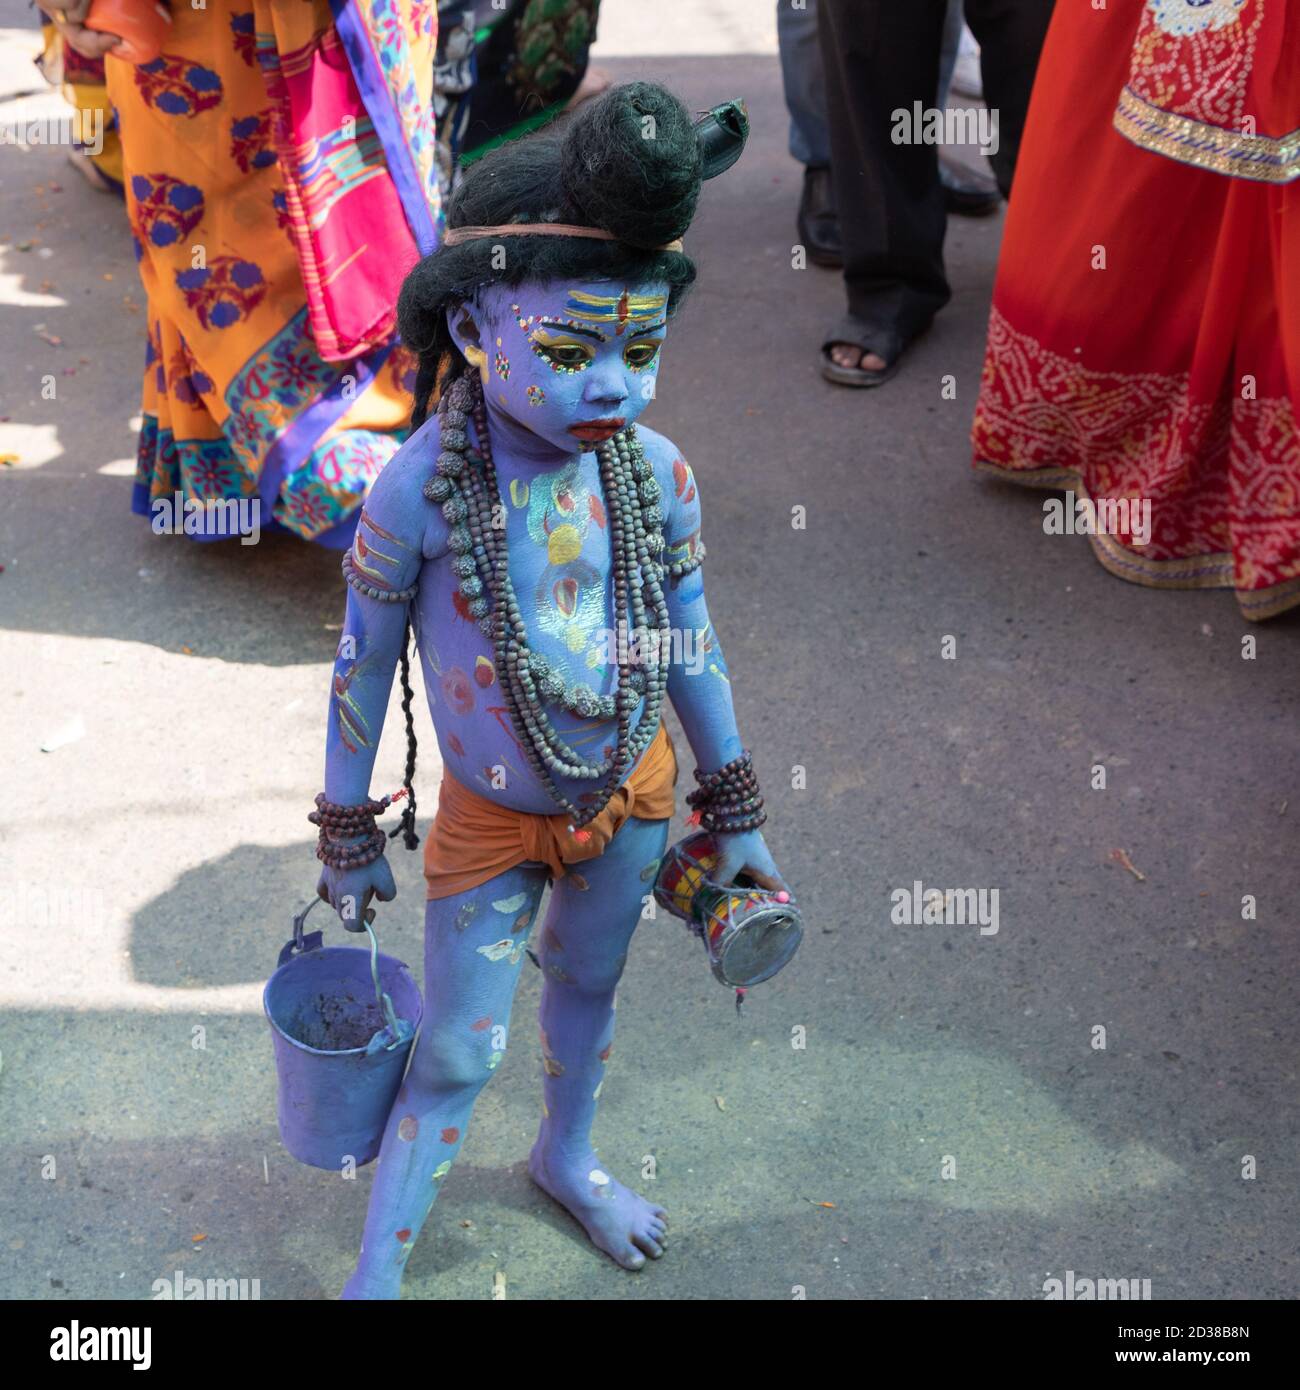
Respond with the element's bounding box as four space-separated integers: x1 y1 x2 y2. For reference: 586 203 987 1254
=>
470 1015 492 1032
398 1115 419 1142
494 892 528 913
569 872 590 891
395 1228 411 1241
526 384 545 406
599 1044 612 1061
440 1127 460 1144
589 1169 610 1186
547 524 582 566
432 1160 452 1181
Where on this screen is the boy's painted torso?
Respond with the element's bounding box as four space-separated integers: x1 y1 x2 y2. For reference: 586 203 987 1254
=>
397 414 697 816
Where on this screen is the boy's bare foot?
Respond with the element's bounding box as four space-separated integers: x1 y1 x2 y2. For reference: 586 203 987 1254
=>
529 1143 667 1269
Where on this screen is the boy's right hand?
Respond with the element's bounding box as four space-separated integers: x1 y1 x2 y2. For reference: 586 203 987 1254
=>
317 854 397 932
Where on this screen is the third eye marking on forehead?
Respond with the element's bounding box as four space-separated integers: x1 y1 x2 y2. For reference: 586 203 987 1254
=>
564 288 669 334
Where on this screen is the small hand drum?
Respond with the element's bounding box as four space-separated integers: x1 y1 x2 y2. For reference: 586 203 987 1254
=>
654 831 803 987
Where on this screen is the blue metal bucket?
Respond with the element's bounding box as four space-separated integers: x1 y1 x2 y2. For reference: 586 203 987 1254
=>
264 900 422 1171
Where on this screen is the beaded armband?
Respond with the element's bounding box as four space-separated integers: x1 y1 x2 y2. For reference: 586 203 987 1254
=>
341 550 418 604
686 749 767 833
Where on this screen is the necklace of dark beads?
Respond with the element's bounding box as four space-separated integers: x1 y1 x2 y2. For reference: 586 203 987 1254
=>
423 371 672 829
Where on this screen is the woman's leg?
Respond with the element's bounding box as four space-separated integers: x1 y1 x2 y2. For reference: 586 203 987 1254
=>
528 816 671 1270
343 861 549 1299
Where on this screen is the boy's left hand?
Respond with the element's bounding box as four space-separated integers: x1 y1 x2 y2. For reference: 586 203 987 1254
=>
711 827 789 895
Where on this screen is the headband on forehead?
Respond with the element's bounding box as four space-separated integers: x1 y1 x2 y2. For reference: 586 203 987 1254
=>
442 222 685 253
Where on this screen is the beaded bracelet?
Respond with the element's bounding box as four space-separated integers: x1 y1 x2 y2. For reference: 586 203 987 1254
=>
342 551 419 604
316 827 388 871
687 750 767 833
310 792 399 870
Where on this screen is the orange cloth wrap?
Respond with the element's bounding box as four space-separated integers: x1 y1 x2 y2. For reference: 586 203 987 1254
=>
424 722 678 900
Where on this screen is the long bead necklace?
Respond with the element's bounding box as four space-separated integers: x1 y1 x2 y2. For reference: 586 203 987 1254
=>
423 372 672 828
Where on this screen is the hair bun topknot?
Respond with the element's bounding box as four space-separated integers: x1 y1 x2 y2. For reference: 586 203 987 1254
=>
559 82 703 249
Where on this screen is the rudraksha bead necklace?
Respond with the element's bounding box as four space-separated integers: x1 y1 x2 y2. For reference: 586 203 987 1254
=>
423 371 672 828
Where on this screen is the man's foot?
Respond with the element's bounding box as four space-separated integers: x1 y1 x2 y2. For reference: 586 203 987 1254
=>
821 340 903 387
939 153 1000 217
529 1144 667 1270
827 344 889 373
564 66 612 112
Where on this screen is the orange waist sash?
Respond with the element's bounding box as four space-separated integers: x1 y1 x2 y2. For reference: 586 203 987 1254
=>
423 722 678 899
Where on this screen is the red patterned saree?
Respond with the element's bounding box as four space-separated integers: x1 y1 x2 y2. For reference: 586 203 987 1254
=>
972 0 1300 619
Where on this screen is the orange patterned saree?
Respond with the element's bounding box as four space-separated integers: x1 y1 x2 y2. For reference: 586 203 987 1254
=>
109 0 440 546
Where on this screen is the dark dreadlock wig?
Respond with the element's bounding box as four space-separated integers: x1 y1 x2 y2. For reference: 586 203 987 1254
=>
399 81 720 430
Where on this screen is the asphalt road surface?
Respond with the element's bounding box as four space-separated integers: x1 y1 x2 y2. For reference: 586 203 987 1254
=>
1 3 1297 1301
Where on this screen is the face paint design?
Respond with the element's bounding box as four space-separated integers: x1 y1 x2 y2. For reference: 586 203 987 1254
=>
451 278 670 457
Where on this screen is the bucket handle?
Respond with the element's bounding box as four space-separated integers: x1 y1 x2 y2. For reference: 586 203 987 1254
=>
278 896 325 967
278 898 406 1052
362 918 405 1049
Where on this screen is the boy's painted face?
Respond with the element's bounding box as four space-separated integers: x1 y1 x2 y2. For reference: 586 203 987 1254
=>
448 277 670 454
